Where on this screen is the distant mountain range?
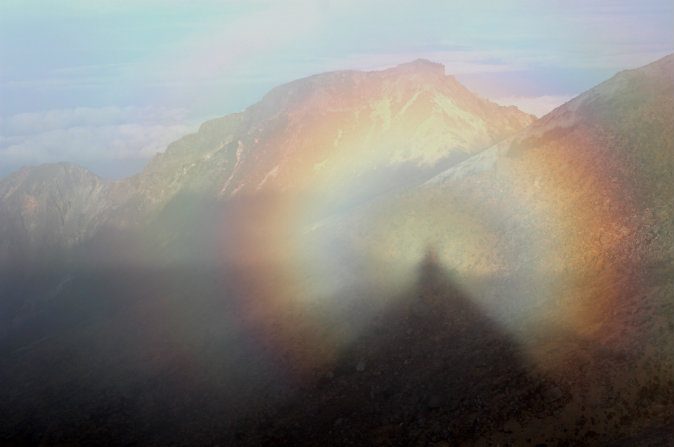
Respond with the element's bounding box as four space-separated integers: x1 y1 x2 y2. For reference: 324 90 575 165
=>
1 54 672 446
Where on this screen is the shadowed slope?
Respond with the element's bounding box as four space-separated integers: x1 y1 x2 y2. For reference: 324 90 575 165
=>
237 250 557 446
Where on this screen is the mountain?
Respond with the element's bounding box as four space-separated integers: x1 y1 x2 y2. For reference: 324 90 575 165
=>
1 56 673 445
0 59 536 320
0 60 534 270
0 163 106 264
117 59 533 223
336 53 673 301
314 53 674 443
0 60 535 444
145 59 531 193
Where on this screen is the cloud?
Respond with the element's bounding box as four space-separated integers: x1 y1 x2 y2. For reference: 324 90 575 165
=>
492 95 576 117
1 106 189 136
0 106 199 178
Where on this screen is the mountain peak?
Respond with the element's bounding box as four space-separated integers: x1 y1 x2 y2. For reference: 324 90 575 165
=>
388 59 446 77
3 162 100 185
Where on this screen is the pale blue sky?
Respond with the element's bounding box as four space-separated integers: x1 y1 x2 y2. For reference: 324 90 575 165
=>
1 0 672 177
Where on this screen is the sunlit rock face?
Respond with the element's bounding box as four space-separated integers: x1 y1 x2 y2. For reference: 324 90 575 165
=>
324 54 674 382
0 60 535 317
0 60 534 266
282 54 674 444
1 56 673 445
334 54 672 279
119 59 533 221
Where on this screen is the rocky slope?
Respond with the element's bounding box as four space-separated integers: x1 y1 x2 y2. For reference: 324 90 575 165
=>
133 59 532 201
308 53 674 444
335 53 673 312
1 56 673 446
0 60 534 267
0 59 536 332
0 163 107 265
0 60 535 328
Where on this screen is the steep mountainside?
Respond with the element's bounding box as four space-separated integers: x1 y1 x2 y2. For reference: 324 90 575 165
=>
118 59 533 219
0 60 533 267
0 163 108 267
0 59 536 400
341 54 673 276
1 56 672 446
313 53 674 443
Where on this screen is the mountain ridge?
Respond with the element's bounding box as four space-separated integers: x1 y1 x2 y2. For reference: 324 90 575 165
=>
0 60 535 265
1 54 674 446
325 52 674 339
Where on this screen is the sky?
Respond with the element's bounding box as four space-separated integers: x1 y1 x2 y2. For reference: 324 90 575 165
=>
1 0 672 178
